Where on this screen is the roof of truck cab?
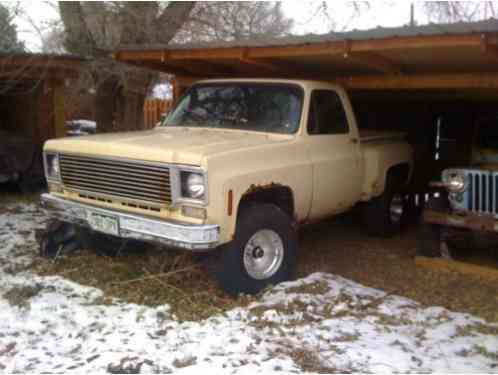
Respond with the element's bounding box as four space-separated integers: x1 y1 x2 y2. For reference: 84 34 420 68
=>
115 19 498 91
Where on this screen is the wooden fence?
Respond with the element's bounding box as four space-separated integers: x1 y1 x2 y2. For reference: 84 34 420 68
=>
144 99 173 128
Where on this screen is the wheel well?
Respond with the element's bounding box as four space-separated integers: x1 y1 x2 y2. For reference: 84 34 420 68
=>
387 163 411 187
238 185 294 218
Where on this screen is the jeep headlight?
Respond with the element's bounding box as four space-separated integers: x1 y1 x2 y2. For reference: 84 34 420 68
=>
180 171 206 201
44 153 60 181
443 170 466 193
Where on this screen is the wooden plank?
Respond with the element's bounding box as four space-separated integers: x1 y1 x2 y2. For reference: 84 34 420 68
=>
117 34 488 62
334 72 498 90
415 256 498 282
343 40 403 74
52 80 66 138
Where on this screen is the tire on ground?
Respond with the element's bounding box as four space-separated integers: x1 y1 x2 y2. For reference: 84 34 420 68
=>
416 195 454 258
362 175 405 237
213 203 297 296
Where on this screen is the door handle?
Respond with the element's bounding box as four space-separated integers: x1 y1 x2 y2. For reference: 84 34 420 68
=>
350 138 359 144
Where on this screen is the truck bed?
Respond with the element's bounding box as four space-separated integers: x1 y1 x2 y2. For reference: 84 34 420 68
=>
359 129 406 143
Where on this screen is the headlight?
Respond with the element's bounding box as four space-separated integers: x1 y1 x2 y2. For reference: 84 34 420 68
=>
180 171 206 200
443 170 466 193
44 153 60 181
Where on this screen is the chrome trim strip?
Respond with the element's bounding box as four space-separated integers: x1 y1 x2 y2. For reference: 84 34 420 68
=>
40 193 219 250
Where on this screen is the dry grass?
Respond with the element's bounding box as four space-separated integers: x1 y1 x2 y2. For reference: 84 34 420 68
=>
3 284 43 309
297 214 498 322
32 246 254 321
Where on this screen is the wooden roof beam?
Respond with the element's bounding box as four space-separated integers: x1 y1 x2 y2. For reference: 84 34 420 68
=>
342 40 402 75
125 60 201 78
480 33 498 61
239 51 286 74
116 33 491 64
334 72 498 90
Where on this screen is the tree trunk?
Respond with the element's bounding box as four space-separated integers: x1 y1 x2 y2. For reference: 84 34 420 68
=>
95 76 120 133
59 1 196 133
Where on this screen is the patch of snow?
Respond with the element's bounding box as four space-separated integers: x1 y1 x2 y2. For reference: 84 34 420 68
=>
0 202 497 373
151 83 173 100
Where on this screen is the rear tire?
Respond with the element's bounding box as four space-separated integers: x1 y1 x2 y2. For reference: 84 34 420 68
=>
213 203 297 296
362 176 405 237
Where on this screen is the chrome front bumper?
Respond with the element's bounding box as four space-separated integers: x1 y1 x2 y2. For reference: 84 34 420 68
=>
40 193 220 250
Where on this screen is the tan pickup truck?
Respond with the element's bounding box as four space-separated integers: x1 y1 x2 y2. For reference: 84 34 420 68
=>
41 79 412 295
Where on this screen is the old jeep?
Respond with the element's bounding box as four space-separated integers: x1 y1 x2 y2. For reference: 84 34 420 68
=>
418 115 498 259
41 79 412 295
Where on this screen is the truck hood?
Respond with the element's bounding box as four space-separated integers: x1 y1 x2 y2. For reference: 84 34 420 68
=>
44 127 293 166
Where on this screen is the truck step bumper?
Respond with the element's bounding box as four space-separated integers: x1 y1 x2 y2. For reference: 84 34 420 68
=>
40 193 220 250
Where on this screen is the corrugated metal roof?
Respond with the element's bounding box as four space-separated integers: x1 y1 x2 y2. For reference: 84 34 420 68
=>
120 18 498 51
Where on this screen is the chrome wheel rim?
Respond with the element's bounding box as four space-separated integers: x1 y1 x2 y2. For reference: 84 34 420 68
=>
243 229 284 280
390 194 404 224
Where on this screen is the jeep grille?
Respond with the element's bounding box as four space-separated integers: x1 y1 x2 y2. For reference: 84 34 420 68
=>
59 154 172 206
465 170 497 214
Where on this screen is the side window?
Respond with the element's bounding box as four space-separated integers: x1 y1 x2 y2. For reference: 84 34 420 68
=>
307 90 349 135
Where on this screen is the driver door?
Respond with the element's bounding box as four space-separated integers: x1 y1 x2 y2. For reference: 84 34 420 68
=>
306 89 362 220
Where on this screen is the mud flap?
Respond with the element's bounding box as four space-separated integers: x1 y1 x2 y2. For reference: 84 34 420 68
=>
36 220 82 259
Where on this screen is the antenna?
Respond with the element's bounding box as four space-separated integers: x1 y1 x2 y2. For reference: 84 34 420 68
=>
410 3 415 26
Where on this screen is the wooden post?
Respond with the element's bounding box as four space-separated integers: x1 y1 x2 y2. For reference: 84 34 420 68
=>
52 79 66 138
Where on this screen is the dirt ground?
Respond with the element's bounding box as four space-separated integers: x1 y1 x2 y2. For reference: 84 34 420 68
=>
297 214 498 322
3 188 498 323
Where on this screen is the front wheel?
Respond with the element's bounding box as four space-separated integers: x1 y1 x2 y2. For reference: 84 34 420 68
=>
214 204 297 296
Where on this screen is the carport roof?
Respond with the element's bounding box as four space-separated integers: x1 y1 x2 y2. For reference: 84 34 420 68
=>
116 19 498 90
0 53 84 81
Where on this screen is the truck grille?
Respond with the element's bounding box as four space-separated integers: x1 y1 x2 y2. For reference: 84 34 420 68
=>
466 170 498 214
59 154 172 206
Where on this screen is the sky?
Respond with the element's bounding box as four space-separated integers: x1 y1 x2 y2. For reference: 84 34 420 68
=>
8 1 433 52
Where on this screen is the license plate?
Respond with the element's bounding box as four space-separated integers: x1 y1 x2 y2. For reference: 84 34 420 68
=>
88 212 120 236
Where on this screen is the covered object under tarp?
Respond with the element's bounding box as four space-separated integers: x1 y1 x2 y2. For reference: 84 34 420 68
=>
115 19 498 199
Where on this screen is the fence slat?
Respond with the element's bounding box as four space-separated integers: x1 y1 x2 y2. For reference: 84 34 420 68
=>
143 99 172 129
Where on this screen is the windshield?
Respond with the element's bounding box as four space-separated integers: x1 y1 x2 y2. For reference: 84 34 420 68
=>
162 83 303 134
477 117 498 149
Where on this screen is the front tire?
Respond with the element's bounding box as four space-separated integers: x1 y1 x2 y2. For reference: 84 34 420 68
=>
214 204 297 296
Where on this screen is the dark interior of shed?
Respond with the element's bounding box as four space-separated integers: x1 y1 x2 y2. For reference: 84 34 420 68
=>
350 89 498 212
0 79 41 139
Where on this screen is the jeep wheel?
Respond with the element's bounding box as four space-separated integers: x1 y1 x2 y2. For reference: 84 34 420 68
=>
362 176 405 237
214 204 297 296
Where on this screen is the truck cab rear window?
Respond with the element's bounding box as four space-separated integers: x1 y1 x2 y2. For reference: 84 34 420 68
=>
308 90 349 135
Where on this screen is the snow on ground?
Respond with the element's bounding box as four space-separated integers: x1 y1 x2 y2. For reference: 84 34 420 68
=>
0 202 497 373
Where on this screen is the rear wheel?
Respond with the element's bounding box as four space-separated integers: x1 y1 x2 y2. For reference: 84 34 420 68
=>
213 203 297 296
362 176 405 237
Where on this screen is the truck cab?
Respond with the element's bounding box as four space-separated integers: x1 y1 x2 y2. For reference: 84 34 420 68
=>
40 79 412 295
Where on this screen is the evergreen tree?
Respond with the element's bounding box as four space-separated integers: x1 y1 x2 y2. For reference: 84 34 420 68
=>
0 4 25 53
